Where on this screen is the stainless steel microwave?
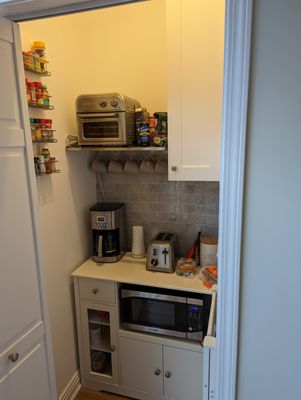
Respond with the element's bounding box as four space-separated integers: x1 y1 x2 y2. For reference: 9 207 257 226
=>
120 284 210 341
76 93 140 146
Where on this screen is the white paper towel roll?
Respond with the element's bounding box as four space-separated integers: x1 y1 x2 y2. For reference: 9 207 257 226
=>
131 225 145 258
200 236 218 267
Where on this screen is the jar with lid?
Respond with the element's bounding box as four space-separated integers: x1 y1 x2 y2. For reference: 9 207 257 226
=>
38 156 46 174
41 146 50 160
32 41 46 72
28 82 36 104
42 85 49 106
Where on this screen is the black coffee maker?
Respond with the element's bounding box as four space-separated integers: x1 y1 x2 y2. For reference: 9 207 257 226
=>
90 203 126 263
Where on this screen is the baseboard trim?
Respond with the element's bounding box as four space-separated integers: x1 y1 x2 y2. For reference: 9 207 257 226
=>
58 370 81 400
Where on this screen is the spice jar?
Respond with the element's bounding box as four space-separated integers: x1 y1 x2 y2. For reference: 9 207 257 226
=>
38 156 46 174
42 85 49 106
41 146 50 160
50 157 56 172
28 82 36 104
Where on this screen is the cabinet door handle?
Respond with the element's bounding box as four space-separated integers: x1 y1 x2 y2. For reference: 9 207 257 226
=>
92 288 99 294
171 166 177 171
110 345 116 352
165 371 172 378
8 353 19 363
154 368 161 376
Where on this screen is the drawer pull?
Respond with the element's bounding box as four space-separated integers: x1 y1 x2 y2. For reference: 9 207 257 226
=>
154 368 161 376
8 353 19 363
110 345 116 352
165 371 172 378
92 288 99 294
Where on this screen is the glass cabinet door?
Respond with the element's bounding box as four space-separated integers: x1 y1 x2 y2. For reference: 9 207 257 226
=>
80 300 118 384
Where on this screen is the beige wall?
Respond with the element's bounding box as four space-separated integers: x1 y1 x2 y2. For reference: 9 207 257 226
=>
19 0 166 395
237 0 301 398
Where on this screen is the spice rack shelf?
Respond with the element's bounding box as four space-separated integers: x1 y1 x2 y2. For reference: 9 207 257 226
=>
32 138 57 144
28 102 54 110
24 66 51 76
36 169 61 176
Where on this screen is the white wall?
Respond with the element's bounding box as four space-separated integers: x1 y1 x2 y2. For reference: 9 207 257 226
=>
19 0 166 395
237 1 301 398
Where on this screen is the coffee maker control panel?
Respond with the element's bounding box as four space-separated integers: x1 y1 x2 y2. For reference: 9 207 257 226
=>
92 212 115 231
94 214 113 230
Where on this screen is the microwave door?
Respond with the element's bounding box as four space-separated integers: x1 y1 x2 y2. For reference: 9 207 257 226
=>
121 290 187 338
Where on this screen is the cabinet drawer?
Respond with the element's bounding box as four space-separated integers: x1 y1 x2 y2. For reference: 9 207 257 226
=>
79 278 115 304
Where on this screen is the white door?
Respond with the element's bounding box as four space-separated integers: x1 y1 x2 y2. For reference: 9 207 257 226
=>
119 336 163 396
166 0 224 181
163 346 203 400
0 16 55 400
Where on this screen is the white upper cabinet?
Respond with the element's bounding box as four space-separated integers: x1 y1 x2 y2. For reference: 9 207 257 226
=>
166 0 225 181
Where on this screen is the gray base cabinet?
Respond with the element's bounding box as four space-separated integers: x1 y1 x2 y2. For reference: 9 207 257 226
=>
119 336 203 400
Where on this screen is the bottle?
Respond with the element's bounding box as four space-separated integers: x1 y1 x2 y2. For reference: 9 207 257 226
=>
41 146 50 160
135 107 150 146
32 41 46 72
38 156 46 174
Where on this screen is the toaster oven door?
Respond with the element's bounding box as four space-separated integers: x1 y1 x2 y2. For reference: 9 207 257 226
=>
77 112 126 144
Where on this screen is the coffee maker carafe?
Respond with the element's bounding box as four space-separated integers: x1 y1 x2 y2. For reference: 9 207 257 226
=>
90 203 126 263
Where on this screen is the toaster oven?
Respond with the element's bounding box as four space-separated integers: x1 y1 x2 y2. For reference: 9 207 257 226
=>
76 93 140 146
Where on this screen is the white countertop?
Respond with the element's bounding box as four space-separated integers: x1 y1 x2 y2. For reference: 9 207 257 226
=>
71 253 213 295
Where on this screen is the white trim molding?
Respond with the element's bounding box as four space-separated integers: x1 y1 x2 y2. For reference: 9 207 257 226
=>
58 370 81 400
216 1 253 400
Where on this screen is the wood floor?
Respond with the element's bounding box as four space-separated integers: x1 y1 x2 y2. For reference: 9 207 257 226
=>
75 387 133 400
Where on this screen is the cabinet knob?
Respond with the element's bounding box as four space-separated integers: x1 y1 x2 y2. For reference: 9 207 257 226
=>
154 368 161 376
92 288 99 294
110 345 116 352
8 353 19 363
171 166 177 171
165 371 172 378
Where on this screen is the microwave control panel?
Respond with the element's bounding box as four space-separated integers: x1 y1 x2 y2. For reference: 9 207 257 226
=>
187 304 203 332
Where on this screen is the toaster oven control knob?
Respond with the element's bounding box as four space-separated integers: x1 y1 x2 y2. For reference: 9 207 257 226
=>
99 98 107 107
111 98 118 107
151 258 159 267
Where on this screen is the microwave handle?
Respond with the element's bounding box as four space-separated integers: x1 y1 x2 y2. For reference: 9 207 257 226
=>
98 235 103 258
121 289 186 304
77 113 118 118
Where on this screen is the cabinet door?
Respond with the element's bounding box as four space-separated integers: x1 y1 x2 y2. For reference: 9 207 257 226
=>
0 337 51 400
163 346 203 400
119 336 163 396
166 0 224 181
80 300 118 384
0 17 42 352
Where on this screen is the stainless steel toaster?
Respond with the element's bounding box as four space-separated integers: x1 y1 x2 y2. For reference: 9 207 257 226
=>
146 232 179 273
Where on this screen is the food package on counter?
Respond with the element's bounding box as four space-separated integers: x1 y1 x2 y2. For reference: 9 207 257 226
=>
176 258 197 278
200 265 218 288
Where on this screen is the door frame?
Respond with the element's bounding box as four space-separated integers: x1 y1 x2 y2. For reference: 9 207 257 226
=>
4 0 254 399
216 1 253 399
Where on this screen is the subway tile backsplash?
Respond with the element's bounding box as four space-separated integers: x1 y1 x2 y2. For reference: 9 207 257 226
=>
96 172 219 256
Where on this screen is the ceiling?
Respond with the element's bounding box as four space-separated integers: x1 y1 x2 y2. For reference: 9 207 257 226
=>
0 0 140 21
